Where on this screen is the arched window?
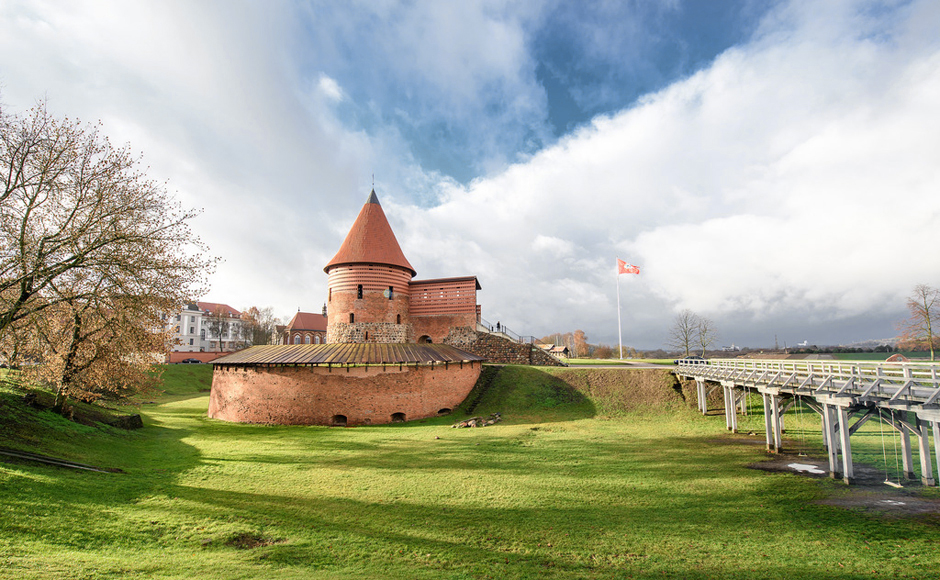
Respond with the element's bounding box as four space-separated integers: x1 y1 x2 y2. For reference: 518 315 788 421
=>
391 412 406 423
349 313 355 323
315 335 320 344
293 334 301 344
396 314 401 324
304 335 311 344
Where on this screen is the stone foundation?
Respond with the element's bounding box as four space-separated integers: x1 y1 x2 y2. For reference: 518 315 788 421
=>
444 328 566 366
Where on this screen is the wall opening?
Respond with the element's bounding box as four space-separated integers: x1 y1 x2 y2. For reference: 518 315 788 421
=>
437 408 452 415
391 412 406 423
357 284 363 299
349 313 355 323
397 314 401 324
388 285 394 300
418 335 432 344
331 414 347 427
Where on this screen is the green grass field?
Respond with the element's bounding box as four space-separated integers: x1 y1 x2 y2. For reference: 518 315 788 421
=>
0 365 938 579
831 352 932 361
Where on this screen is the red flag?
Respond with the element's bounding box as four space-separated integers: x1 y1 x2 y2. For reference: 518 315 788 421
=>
617 259 640 275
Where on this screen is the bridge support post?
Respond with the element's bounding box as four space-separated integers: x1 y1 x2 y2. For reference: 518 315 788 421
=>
836 407 854 484
770 395 782 452
762 393 773 451
916 418 936 486
760 391 783 453
899 418 915 480
934 421 940 486
696 379 707 415
822 405 841 479
722 384 738 432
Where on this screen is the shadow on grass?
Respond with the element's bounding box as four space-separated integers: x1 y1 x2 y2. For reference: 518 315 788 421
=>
140 429 940 579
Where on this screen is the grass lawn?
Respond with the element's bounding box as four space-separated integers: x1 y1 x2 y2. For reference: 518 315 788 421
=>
0 366 938 579
831 352 932 361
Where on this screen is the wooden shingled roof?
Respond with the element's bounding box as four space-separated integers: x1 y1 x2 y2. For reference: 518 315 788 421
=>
211 343 484 366
324 189 416 276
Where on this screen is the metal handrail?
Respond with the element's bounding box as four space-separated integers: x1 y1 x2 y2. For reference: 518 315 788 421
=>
675 358 940 405
478 317 536 345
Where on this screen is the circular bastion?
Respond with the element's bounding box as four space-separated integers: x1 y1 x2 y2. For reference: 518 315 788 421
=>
208 343 483 426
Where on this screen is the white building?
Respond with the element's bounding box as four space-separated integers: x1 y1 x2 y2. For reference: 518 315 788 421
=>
168 302 243 352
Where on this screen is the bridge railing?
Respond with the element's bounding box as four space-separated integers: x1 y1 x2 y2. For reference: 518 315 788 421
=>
478 317 536 345
675 358 940 405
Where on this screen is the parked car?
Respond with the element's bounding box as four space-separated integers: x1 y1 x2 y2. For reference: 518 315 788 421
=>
673 356 707 365
180 358 203 364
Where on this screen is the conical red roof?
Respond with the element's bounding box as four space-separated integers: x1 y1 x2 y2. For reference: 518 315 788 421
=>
324 190 416 276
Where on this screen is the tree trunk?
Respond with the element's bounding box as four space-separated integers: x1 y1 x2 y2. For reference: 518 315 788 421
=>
54 311 83 415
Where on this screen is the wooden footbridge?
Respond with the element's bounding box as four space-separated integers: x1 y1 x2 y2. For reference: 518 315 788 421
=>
675 358 940 485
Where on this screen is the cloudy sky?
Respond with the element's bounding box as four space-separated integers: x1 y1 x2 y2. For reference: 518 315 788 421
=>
2 0 938 350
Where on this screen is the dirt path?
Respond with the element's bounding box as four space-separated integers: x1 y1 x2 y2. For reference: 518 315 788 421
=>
749 452 940 519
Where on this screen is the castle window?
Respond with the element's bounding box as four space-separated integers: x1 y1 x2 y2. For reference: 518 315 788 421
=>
365 332 369 340
349 313 355 323
388 286 393 300
397 314 401 324
293 334 301 344
315 335 320 344
329 288 332 302
305 335 311 344
357 284 363 299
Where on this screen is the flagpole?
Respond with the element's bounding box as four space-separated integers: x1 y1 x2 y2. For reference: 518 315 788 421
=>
616 260 623 360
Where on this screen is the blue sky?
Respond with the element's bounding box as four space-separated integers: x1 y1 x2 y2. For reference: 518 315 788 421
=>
1 0 939 350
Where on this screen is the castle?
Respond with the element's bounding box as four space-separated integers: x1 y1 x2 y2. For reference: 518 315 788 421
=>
207 190 485 426
323 189 482 345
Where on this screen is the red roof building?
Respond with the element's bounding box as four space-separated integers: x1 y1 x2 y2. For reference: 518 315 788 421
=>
281 311 328 345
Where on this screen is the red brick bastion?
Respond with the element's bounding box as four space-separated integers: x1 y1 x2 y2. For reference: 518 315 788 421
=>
208 343 483 426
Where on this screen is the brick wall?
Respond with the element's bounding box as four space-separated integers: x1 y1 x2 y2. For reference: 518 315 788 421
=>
208 361 481 426
444 329 566 366
327 264 412 343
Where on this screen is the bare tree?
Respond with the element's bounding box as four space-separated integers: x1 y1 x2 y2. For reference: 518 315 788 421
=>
899 284 939 361
0 102 213 338
205 306 231 352
0 102 214 408
697 316 719 357
668 309 699 357
240 306 277 346
23 293 171 409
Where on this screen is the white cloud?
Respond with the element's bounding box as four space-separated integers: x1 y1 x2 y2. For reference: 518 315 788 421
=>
317 74 344 103
395 0 940 346
1 0 936 349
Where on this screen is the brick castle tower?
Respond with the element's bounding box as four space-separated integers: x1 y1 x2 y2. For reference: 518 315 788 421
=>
324 189 417 343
